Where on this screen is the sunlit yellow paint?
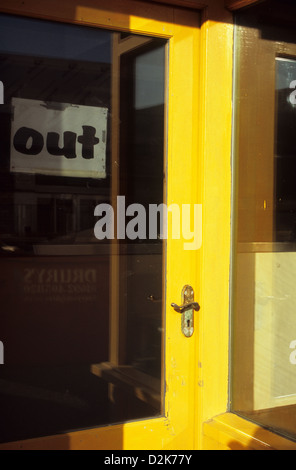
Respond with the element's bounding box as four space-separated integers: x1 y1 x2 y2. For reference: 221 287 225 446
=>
194 7 234 449
203 413 296 450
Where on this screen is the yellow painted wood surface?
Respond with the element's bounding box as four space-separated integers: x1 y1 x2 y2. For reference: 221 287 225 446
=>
203 413 296 450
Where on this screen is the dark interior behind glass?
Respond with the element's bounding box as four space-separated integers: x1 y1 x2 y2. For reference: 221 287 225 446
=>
0 14 166 443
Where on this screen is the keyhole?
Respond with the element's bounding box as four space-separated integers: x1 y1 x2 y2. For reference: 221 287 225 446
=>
187 319 190 327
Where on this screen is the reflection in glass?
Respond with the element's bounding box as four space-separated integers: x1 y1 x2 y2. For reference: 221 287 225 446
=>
276 58 296 242
0 14 166 443
232 2 296 441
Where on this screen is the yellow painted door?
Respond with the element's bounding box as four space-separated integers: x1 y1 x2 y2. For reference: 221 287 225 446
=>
0 0 201 449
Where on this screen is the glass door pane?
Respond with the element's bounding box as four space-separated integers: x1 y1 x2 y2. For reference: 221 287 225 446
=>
0 14 166 443
232 0 296 441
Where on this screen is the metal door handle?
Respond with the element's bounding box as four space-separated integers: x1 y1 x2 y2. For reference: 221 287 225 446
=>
171 302 200 313
171 285 200 337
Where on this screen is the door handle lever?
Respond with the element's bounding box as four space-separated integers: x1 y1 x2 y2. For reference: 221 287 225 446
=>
171 285 200 337
171 302 200 313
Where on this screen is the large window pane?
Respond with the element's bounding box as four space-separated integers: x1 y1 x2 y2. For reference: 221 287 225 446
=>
0 14 166 443
232 0 296 441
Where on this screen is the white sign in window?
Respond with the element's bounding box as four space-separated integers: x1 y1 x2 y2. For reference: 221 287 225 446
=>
10 98 108 178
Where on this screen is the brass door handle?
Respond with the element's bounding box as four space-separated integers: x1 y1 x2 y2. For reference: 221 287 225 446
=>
171 302 200 313
171 285 200 337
